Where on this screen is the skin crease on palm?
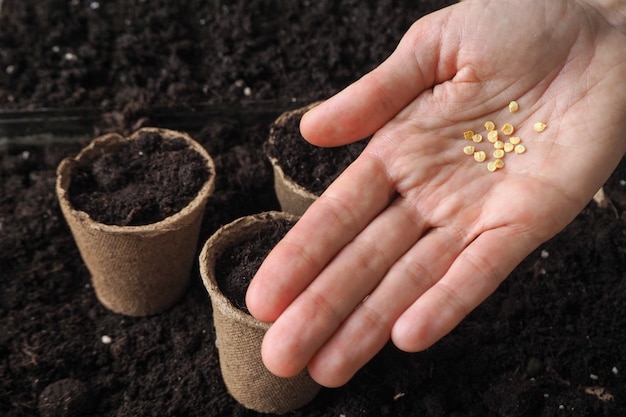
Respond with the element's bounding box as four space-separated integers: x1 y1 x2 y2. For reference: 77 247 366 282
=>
246 0 626 388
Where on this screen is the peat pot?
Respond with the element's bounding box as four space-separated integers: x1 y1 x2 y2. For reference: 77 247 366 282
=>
56 127 216 316
266 102 368 216
199 211 321 414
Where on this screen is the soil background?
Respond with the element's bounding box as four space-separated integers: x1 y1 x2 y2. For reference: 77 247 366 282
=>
1 1 625 417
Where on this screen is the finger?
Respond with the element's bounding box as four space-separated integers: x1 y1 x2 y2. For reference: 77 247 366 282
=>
300 12 453 147
306 224 468 387
260 197 426 378
246 152 394 323
391 226 536 352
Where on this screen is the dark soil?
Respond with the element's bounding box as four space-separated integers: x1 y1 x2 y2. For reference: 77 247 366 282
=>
67 130 210 226
265 108 368 195
37 378 93 417
1 0 625 417
215 216 296 314
0 0 455 117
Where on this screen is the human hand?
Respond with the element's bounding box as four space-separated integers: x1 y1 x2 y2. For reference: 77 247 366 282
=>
247 0 626 387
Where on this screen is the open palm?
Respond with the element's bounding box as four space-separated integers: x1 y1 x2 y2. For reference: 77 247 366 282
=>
247 0 626 387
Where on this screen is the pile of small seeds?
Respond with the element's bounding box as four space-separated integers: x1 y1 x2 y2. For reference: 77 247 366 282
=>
462 101 546 172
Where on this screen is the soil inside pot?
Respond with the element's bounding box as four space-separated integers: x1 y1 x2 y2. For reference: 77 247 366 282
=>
265 110 369 195
68 130 210 226
215 216 296 314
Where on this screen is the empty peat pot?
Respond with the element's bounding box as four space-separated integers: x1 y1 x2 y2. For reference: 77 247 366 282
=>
265 102 369 216
56 127 216 316
199 211 321 414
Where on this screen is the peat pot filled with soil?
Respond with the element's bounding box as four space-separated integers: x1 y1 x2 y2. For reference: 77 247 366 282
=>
265 102 369 215
199 211 321 414
56 127 216 316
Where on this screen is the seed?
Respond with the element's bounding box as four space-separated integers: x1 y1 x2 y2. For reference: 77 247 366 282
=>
463 130 475 140
534 122 547 132
463 145 475 155
501 123 515 135
484 121 496 131
509 136 521 145
493 149 505 159
487 130 499 143
472 133 483 143
504 142 515 152
487 161 497 172
514 144 527 154
474 151 486 162
494 140 505 149
494 159 505 169
508 101 519 113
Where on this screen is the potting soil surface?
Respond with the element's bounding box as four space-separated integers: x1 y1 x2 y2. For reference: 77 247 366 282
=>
216 215 296 315
67 130 211 226
265 109 368 196
1 0 625 416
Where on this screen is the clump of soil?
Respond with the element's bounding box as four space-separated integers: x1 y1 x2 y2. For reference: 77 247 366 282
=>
38 378 93 417
215 216 295 313
265 110 368 195
68 131 210 226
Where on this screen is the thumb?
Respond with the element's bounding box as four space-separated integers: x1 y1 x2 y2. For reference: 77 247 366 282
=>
300 9 455 147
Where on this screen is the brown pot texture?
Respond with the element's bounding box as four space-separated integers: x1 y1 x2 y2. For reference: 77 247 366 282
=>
56 127 216 316
199 211 321 414
267 102 320 216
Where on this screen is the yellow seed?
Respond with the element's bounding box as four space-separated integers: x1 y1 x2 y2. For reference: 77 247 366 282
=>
463 145 475 155
463 130 475 140
494 140 505 149
503 142 515 153
509 136 521 145
484 121 496 131
487 130 499 143
533 122 547 132
508 101 519 113
472 133 483 143
493 149 505 159
501 123 515 135
514 144 527 154
474 151 486 162
487 161 497 172
494 159 505 169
